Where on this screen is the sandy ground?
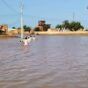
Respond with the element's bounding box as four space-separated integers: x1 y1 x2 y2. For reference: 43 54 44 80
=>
35 31 88 35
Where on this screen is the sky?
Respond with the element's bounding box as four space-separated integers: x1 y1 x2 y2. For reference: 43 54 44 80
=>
0 0 88 28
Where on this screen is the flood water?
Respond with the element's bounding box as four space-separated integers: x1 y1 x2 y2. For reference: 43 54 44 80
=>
0 35 88 88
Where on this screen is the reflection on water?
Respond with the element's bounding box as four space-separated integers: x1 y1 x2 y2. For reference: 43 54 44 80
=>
0 35 88 88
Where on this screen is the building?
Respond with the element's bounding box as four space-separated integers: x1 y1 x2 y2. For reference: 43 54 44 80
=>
0 24 8 34
34 20 51 31
38 20 45 26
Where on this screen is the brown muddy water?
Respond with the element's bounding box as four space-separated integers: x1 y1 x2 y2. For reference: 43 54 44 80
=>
0 35 88 88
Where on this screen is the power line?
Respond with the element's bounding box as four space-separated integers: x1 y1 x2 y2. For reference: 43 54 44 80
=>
0 14 19 17
23 14 62 21
1 0 19 14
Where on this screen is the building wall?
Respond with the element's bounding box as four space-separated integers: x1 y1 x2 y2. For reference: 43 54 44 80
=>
0 24 8 34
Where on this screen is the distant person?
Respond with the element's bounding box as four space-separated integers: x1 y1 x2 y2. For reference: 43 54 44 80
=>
23 36 28 46
25 36 28 39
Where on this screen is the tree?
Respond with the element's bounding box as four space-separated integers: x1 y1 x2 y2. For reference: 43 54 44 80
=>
12 27 16 29
43 24 50 31
69 21 84 31
56 20 84 31
34 27 40 31
63 20 69 29
56 24 63 31
23 25 31 32
56 20 70 31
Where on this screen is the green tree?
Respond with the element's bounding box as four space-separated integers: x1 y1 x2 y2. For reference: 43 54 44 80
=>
69 21 84 31
43 24 50 31
34 27 40 31
23 25 31 32
63 20 69 29
56 21 84 31
56 24 63 31
56 24 62 29
12 27 16 29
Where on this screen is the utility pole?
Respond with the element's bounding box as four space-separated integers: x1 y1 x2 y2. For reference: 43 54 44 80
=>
20 0 24 40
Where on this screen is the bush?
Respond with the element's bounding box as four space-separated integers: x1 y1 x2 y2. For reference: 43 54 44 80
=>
34 27 40 31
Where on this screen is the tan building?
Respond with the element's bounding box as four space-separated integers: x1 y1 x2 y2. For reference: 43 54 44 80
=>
34 20 51 31
0 24 8 34
38 20 45 26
